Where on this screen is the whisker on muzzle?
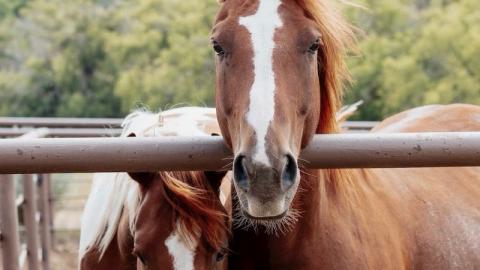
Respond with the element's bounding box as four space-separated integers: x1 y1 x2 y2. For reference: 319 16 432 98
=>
232 198 302 236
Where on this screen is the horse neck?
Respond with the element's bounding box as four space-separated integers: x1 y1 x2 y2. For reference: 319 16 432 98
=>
229 168 410 269
251 170 394 269
272 168 405 267
293 168 369 237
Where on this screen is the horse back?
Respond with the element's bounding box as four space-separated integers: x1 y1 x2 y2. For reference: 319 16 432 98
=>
370 104 480 269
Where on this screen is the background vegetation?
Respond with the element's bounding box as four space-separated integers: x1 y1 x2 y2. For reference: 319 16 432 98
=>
0 0 478 120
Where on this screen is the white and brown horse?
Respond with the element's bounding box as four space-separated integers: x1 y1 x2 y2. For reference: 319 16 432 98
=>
79 108 230 270
211 0 480 269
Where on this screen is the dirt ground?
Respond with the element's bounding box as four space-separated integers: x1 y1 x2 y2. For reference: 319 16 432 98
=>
50 173 92 270
51 231 80 270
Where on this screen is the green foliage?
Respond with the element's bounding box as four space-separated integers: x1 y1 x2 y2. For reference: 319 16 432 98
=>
0 0 478 119
107 0 218 112
0 0 122 116
0 0 27 19
0 0 217 117
345 0 480 120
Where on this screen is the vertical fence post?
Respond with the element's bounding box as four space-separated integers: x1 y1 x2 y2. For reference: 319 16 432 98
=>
22 174 40 270
46 175 54 249
38 174 51 270
0 174 20 270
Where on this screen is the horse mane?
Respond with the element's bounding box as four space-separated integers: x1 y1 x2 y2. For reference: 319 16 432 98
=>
79 108 226 260
159 171 227 251
296 0 358 204
79 172 139 260
296 0 356 134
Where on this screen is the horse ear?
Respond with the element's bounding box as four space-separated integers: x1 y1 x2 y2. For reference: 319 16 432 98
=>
127 132 157 185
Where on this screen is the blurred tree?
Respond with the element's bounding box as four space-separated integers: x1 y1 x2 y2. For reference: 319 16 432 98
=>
0 0 122 116
0 0 478 119
345 0 480 120
0 0 218 117
0 0 28 19
107 0 218 112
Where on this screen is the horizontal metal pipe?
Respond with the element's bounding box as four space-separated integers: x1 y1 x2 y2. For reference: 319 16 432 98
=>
0 117 378 129
0 127 121 138
18 128 50 139
0 132 479 174
0 136 231 173
340 121 379 129
0 117 123 128
0 126 368 138
302 132 480 168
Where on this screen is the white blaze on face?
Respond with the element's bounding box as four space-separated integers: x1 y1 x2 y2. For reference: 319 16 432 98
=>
165 225 198 270
240 0 283 166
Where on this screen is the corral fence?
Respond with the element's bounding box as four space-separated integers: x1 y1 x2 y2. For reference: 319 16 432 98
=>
0 117 379 138
1 130 53 270
1 118 480 270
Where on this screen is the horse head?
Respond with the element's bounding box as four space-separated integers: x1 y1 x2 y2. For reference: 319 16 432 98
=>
213 0 353 224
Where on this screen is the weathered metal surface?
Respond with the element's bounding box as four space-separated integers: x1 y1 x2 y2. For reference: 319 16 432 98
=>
0 136 231 173
0 133 479 173
0 117 122 128
0 174 20 270
22 174 40 270
0 127 121 138
0 128 49 270
38 175 51 270
303 132 480 168
342 121 379 130
18 128 50 140
0 116 378 129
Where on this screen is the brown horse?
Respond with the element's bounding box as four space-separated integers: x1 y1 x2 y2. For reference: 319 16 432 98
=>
79 108 229 270
212 0 480 269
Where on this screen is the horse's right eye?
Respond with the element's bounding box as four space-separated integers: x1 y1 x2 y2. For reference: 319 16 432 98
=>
212 41 225 56
308 38 321 54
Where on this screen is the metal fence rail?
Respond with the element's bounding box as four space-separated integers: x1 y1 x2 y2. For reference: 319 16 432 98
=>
0 127 122 138
0 130 52 270
0 117 380 138
0 117 123 128
0 117 379 130
0 174 21 270
0 132 479 174
1 121 479 270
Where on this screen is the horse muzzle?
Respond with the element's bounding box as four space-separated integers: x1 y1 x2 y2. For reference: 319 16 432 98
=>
232 153 299 219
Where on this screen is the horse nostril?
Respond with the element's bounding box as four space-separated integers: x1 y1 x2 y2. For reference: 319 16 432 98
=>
282 154 298 189
233 155 249 191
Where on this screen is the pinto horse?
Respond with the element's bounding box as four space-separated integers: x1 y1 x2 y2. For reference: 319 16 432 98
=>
211 0 480 269
79 107 229 270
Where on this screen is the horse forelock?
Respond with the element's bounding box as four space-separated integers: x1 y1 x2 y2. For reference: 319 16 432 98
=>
159 171 228 251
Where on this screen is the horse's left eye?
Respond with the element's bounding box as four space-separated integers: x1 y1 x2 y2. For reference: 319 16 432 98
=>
308 38 321 54
216 251 226 262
